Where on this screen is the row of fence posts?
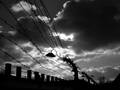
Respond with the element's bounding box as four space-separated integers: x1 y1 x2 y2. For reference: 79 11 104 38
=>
5 63 64 82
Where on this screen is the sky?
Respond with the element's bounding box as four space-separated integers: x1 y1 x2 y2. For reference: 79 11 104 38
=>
0 0 120 81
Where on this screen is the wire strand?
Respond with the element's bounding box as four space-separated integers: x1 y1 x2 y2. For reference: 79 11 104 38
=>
0 0 43 54
18 1 54 49
39 0 64 48
0 49 30 69
33 0 58 48
0 16 66 72
36 0 62 47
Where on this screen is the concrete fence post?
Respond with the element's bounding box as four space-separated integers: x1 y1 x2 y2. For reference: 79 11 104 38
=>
16 66 22 78
5 63 11 77
27 70 32 80
51 76 55 82
34 72 40 80
40 74 45 82
46 75 50 82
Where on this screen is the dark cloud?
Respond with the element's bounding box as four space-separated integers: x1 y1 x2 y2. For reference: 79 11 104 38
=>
54 0 120 52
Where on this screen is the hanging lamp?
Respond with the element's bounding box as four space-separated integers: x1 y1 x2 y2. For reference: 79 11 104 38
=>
46 52 56 57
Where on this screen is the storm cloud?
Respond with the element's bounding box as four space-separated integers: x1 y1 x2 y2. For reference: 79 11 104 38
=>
54 0 120 52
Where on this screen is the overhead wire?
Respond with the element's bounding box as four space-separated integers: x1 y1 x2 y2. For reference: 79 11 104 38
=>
24 0 63 56
39 0 64 48
0 48 30 69
30 0 56 47
0 34 42 65
18 0 54 49
39 0 78 77
0 0 43 54
39 0 60 45
25 0 59 48
31 0 79 79
32 0 77 77
0 0 71 76
33 0 58 48
0 15 66 73
32 0 58 48
31 0 61 48
0 16 43 66
0 49 64 77
0 37 65 74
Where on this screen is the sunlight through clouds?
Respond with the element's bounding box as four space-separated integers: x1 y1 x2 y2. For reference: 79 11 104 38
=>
11 1 37 13
52 32 75 42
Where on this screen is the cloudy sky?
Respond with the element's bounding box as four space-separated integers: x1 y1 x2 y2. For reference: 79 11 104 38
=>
0 0 120 81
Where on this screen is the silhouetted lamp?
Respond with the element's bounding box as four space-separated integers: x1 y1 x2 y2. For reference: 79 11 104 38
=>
46 53 56 57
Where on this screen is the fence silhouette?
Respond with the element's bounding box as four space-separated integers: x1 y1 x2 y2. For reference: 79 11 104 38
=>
4 63 63 82
0 63 120 89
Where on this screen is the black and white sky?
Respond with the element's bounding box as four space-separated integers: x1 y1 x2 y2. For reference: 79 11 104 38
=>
0 0 120 80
